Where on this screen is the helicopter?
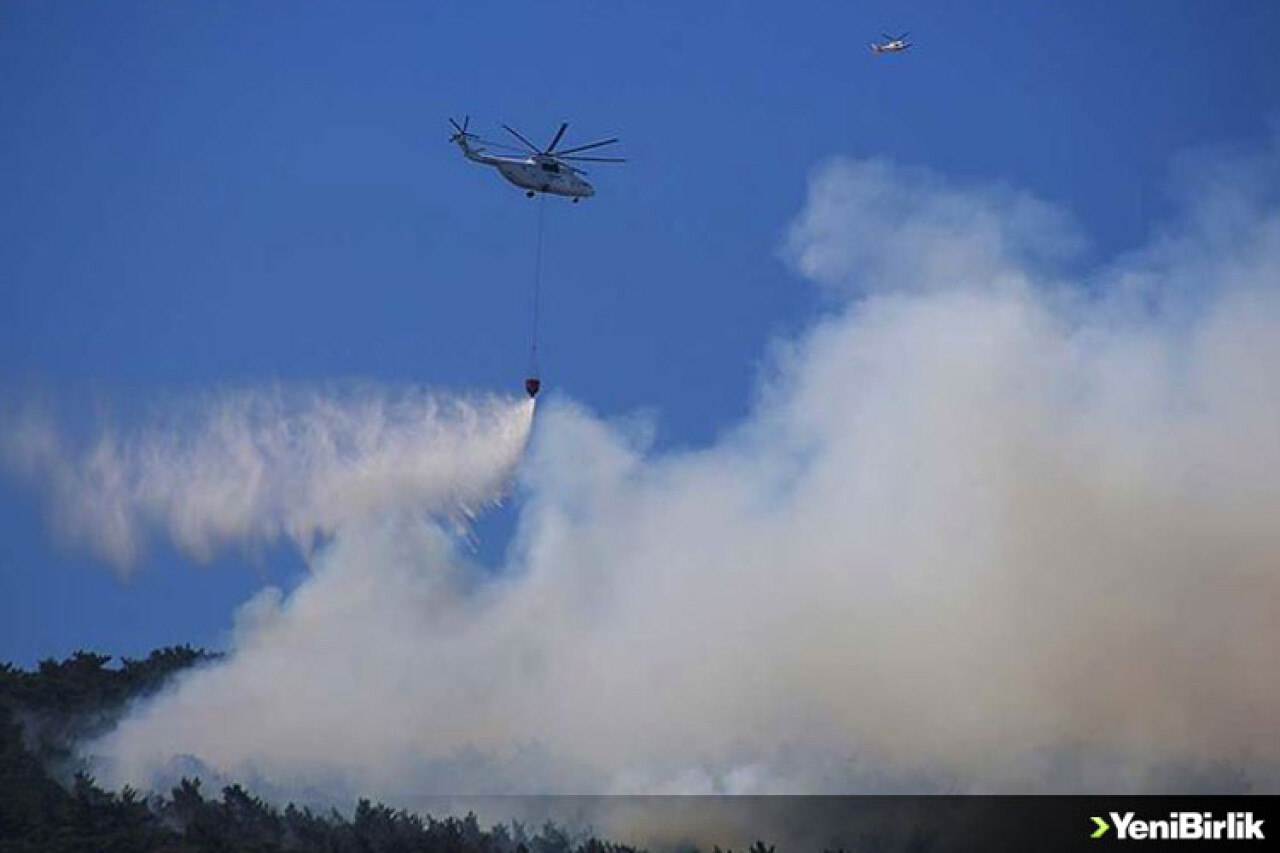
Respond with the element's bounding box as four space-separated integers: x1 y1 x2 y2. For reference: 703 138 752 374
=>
871 32 912 54
449 117 625 202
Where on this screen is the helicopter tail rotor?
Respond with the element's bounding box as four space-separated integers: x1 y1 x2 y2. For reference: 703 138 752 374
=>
449 116 477 143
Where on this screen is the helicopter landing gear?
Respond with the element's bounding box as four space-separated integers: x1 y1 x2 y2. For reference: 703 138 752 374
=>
572 197 580 204
526 190 536 198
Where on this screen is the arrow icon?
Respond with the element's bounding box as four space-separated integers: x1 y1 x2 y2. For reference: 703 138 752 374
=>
1091 816 1110 839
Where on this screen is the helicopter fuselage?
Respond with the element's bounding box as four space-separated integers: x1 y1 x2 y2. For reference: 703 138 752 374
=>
455 138 594 198
495 158 594 198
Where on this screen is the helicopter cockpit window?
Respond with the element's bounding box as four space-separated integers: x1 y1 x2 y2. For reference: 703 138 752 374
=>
540 162 561 173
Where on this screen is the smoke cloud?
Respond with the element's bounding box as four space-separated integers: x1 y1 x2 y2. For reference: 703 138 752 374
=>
7 147 1280 804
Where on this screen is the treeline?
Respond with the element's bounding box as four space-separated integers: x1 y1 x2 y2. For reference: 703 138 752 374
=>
0 648 666 853
2 646 217 774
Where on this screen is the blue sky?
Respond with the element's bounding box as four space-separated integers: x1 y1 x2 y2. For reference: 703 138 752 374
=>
3 0 1280 667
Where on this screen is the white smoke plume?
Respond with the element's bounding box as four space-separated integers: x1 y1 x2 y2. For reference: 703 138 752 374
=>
8 145 1280 806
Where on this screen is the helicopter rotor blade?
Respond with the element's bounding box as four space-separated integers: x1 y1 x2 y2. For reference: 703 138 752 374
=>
502 124 543 154
476 138 532 153
450 116 476 140
559 155 626 163
546 122 569 153
554 137 620 157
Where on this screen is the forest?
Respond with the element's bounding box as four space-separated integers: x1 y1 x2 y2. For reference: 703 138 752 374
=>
0 647 718 853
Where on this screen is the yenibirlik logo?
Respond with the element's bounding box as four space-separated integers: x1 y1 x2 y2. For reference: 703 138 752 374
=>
1091 812 1265 841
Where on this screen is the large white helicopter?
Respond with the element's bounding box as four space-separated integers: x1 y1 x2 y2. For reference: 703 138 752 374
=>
871 32 912 54
449 117 625 201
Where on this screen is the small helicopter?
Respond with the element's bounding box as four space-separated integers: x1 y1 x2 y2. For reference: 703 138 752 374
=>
449 117 625 201
871 32 912 54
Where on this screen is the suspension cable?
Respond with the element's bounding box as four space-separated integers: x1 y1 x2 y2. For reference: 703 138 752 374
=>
529 193 546 379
